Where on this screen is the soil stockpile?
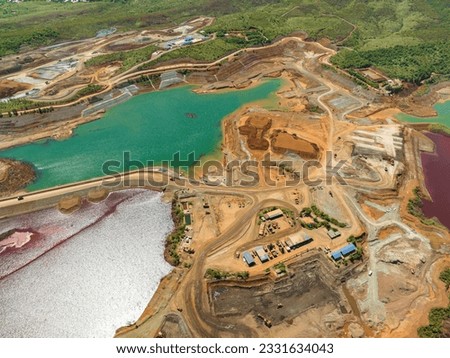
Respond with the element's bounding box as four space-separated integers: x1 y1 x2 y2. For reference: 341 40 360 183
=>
0 158 35 197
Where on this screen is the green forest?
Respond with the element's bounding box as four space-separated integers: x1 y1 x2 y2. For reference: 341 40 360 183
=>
331 42 450 83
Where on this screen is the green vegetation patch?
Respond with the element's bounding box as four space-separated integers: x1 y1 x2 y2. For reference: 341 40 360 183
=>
73 84 104 99
205 268 249 280
346 232 366 245
331 42 450 84
0 99 39 114
429 124 450 136
407 187 442 227
281 208 295 220
0 84 103 114
85 45 158 72
299 205 346 231
312 205 346 227
205 5 353 42
138 38 241 70
0 0 199 57
440 269 450 290
418 267 450 338
0 27 59 56
165 200 186 266
349 247 363 263
273 262 287 274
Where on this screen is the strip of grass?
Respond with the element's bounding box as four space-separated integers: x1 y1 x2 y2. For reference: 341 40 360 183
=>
164 198 186 267
85 45 158 72
205 268 249 280
0 84 104 113
138 38 242 70
440 269 450 290
331 42 450 84
429 124 450 136
407 187 442 227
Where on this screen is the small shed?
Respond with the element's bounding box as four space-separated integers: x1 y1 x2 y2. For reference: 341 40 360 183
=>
327 229 341 239
264 209 283 220
255 246 269 263
243 252 255 267
331 251 343 261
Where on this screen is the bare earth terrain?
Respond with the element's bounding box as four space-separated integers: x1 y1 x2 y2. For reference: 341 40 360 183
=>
0 18 449 338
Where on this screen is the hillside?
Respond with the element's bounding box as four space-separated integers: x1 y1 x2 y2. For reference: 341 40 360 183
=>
1 0 449 81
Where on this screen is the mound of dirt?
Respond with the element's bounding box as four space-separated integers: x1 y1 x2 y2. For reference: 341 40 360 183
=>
0 159 36 198
0 79 31 99
238 115 272 151
271 130 320 159
58 195 82 214
87 188 109 203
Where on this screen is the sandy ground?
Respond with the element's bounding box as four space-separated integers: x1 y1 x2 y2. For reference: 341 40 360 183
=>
378 225 405 240
382 257 450 337
369 108 402 122
0 79 31 98
57 195 82 213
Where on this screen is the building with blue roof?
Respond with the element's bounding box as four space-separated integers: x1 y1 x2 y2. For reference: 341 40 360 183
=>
340 243 357 256
331 251 343 261
331 243 357 261
183 36 194 45
243 251 255 267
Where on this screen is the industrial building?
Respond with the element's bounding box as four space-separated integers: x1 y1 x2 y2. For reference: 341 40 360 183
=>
331 251 343 261
327 229 341 239
255 246 269 263
341 243 357 256
331 243 357 261
264 209 283 220
243 252 255 267
285 232 313 250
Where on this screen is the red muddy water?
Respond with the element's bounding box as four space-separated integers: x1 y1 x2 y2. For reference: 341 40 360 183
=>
421 133 450 229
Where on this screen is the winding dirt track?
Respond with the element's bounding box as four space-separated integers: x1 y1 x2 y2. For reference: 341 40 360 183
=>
181 197 299 337
9 35 329 116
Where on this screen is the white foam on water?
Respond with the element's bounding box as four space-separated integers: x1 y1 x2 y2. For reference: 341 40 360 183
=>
0 190 173 337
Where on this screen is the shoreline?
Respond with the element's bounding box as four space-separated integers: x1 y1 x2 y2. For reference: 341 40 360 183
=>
420 132 450 229
1 83 447 155
0 189 174 338
0 77 284 195
0 112 103 151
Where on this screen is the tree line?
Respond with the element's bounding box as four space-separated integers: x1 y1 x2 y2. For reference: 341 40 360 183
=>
331 42 450 84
